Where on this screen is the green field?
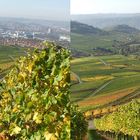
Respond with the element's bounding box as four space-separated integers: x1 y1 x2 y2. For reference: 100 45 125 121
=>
71 32 127 51
71 55 140 110
71 32 140 56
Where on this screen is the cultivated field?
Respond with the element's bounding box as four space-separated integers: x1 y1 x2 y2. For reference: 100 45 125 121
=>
71 55 140 111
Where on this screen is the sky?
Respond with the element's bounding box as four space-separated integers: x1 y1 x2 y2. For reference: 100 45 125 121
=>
0 0 70 21
71 0 140 15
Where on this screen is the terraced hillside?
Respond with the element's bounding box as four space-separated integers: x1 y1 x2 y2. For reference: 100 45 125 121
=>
71 55 140 111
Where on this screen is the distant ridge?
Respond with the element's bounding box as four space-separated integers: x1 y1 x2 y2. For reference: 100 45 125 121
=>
0 17 69 29
107 24 140 34
71 21 107 35
71 14 140 29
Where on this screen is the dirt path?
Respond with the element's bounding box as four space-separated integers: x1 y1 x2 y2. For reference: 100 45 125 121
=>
88 120 95 130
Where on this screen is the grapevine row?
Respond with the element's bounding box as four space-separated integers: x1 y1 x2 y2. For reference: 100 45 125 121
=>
94 99 140 140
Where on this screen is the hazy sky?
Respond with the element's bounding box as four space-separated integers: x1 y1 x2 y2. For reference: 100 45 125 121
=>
0 0 70 21
71 0 140 14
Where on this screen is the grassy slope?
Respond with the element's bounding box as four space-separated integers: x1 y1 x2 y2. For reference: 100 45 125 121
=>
71 32 140 55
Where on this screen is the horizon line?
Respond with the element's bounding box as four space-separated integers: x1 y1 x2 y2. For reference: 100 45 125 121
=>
71 13 140 15
0 16 69 22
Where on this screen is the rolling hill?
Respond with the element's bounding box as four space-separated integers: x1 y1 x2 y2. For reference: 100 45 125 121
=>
71 13 140 29
71 21 107 35
106 24 140 34
71 21 140 56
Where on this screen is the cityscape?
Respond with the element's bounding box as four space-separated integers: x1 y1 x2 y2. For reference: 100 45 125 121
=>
0 17 70 48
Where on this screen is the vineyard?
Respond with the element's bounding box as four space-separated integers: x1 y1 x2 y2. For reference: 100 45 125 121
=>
71 55 140 139
1 38 140 139
71 55 140 111
71 19 140 140
94 99 140 140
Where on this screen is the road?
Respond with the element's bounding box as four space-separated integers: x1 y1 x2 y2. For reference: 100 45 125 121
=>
88 80 113 97
97 58 109 66
91 54 110 66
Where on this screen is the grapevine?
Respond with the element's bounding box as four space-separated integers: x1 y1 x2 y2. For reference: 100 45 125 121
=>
95 99 140 139
0 42 70 140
